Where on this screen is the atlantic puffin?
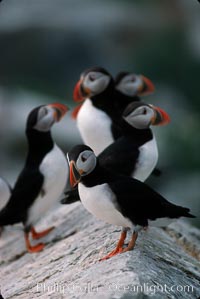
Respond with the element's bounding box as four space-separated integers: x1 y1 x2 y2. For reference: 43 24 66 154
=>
98 101 170 182
114 71 162 176
0 103 68 253
73 67 118 154
68 145 194 260
73 67 155 155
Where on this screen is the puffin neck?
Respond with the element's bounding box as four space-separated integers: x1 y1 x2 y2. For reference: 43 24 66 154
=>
81 161 112 187
90 82 114 117
114 90 140 117
121 120 153 144
25 129 54 165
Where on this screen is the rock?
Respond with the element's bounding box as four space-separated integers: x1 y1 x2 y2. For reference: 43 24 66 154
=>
0 202 200 299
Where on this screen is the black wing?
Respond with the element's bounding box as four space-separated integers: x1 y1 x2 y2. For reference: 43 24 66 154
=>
109 177 194 227
98 136 139 177
0 166 44 226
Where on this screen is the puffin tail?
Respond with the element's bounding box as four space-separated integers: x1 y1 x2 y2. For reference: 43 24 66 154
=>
169 204 195 219
182 209 195 218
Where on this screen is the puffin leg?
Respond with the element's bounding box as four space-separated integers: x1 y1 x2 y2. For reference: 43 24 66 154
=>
24 232 45 253
31 226 54 240
99 229 127 261
122 231 138 253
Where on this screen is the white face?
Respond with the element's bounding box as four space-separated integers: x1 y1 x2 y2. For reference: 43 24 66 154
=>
123 105 155 129
115 74 143 97
34 106 55 132
76 150 97 176
82 71 111 96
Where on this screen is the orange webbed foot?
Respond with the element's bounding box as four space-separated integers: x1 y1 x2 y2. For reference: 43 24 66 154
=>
99 230 127 261
121 231 138 253
25 232 45 253
31 226 54 240
99 247 124 261
27 242 45 253
99 231 138 261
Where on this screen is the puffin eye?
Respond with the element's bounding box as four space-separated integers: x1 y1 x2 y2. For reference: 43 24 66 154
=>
130 76 136 82
89 74 96 81
43 107 48 115
143 108 147 115
81 155 87 162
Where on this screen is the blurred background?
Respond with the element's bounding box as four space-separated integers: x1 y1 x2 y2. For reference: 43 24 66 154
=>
0 0 199 226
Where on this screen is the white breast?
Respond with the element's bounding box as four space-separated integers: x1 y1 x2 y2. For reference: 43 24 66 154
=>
77 99 114 155
0 178 11 210
133 135 158 182
78 183 133 229
27 144 68 226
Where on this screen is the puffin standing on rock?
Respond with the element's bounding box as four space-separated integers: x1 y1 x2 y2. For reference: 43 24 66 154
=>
0 103 68 253
68 145 195 260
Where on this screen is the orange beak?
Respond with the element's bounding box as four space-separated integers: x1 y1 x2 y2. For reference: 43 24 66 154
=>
69 161 81 188
48 103 69 122
151 105 170 126
73 79 91 102
73 80 84 102
139 75 155 96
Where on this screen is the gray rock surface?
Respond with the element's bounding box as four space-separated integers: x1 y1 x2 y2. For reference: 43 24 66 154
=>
0 202 200 299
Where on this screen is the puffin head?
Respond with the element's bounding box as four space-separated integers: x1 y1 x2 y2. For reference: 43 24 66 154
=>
67 145 96 188
123 102 170 129
26 103 68 132
73 67 113 102
115 72 155 97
